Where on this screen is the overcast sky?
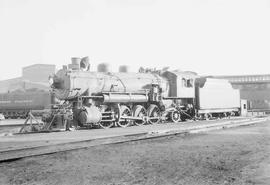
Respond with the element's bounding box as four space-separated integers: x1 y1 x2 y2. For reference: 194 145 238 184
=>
0 0 269 80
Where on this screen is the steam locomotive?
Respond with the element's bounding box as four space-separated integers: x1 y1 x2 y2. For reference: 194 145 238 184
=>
49 57 241 129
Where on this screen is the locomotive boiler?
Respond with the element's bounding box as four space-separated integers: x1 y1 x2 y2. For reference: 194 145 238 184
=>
49 57 240 129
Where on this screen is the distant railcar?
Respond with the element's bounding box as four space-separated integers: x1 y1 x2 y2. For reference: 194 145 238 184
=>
0 90 53 119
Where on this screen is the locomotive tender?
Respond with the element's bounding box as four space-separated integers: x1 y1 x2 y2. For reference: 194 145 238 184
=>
50 57 240 128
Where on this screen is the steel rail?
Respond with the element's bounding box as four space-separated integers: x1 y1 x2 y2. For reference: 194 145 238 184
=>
0 117 268 163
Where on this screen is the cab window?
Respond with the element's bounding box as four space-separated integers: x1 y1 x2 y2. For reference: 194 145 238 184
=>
187 79 193 88
182 78 187 87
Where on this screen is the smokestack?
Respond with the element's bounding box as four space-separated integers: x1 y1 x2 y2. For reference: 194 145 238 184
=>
71 57 81 65
68 57 81 70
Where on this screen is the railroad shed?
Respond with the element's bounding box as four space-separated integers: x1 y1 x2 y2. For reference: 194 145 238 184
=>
22 64 56 83
0 64 55 93
214 74 270 114
0 64 56 118
0 77 22 93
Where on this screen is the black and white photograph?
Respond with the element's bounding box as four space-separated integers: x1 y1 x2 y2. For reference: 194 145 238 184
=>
0 0 269 184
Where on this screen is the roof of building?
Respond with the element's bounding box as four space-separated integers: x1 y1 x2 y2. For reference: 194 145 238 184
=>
22 64 56 70
214 74 270 84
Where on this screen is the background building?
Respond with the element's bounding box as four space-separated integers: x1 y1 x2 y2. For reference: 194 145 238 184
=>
22 64 55 83
215 74 270 113
0 64 55 93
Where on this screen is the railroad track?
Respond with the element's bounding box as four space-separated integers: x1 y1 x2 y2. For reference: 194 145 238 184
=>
0 117 268 163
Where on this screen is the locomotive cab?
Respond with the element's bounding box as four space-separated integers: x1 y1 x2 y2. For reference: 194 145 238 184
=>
162 70 196 98
162 70 196 105
161 70 197 120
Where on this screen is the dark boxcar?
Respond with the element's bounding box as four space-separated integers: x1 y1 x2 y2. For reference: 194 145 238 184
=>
0 90 52 118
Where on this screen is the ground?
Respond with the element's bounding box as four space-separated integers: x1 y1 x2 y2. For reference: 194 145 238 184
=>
0 121 269 185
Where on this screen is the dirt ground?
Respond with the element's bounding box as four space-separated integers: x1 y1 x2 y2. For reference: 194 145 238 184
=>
0 122 269 185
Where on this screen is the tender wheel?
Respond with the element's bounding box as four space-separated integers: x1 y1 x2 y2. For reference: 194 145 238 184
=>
170 110 181 123
117 105 132 127
133 105 147 126
147 104 161 124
